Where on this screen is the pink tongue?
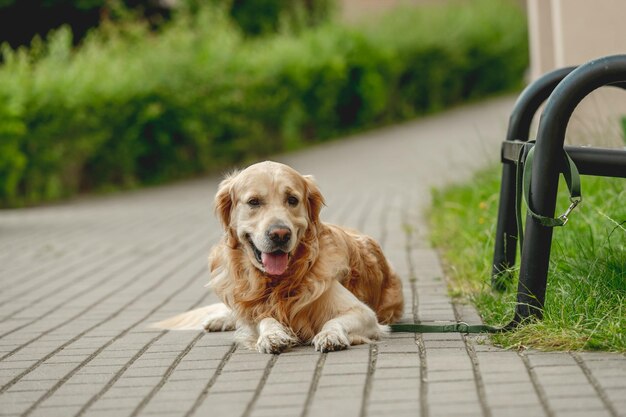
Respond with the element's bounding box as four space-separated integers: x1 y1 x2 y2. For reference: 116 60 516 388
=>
261 252 289 276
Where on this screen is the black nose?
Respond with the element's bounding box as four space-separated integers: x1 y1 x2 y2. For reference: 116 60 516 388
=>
267 225 292 245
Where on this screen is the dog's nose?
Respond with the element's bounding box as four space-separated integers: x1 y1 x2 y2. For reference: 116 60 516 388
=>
267 225 292 245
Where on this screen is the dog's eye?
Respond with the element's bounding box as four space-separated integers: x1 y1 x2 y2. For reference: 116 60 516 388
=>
247 198 261 207
287 196 299 206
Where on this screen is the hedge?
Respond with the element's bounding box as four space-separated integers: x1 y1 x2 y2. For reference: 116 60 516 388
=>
0 0 528 207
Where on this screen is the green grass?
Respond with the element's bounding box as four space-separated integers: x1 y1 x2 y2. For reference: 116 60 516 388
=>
430 166 626 352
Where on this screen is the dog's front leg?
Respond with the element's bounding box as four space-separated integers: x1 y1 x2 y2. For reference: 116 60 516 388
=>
312 281 386 353
202 303 237 332
255 318 298 354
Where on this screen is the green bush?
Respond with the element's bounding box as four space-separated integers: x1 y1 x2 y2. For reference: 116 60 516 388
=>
217 0 336 36
0 0 528 207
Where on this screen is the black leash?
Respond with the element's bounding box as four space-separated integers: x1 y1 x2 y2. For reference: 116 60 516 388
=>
390 322 503 334
391 141 582 335
515 141 582 249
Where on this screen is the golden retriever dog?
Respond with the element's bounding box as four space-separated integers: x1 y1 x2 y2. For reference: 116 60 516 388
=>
154 161 404 353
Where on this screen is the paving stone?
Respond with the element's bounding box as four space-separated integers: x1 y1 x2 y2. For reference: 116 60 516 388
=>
249 405 304 417
491 406 548 417
254 392 306 408
548 395 607 411
552 409 612 417
373 367 419 380
307 397 362 417
428 369 475 383
255 380 311 395
430 402 483 417
487 391 542 407
484 383 537 396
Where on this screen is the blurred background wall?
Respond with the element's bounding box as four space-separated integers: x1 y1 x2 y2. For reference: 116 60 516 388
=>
526 0 626 147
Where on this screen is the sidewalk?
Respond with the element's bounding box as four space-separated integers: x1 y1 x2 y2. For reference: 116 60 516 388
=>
1 95 624 417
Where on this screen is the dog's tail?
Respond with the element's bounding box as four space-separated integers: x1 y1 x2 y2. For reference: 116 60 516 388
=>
150 305 215 330
150 306 212 330
149 303 236 331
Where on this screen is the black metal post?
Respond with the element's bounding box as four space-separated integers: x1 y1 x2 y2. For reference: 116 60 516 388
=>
513 55 626 322
491 67 574 290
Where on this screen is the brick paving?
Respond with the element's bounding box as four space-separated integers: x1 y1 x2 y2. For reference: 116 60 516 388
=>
1 96 624 417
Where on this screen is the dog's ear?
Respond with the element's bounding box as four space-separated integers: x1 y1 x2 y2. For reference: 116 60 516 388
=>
214 170 239 247
303 175 325 225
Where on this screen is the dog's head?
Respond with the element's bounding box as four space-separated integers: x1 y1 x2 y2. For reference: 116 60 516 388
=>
214 161 325 277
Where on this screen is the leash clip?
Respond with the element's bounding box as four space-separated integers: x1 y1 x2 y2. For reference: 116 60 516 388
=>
444 321 470 333
457 322 470 333
558 198 581 225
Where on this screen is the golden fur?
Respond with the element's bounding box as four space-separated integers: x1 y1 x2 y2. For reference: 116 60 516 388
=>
154 161 404 353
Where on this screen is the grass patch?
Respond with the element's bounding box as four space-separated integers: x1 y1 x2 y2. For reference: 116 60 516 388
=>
430 166 626 352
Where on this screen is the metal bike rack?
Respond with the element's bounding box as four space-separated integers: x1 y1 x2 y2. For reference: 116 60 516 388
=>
491 54 626 326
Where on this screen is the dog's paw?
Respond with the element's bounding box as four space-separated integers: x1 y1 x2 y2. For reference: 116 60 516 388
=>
312 328 350 353
256 330 297 354
202 313 236 332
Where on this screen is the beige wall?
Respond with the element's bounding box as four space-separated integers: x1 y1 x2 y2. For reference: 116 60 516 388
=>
338 0 461 22
527 0 626 147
